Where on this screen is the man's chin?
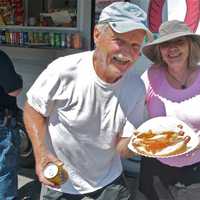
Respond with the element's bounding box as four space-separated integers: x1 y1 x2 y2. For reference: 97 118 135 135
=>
114 75 122 82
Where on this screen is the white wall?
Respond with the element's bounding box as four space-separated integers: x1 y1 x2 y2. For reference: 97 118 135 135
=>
15 59 47 109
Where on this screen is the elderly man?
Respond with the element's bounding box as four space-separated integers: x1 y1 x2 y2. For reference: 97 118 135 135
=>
23 2 152 200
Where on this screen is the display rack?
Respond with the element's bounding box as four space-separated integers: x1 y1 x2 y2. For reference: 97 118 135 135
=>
0 0 92 50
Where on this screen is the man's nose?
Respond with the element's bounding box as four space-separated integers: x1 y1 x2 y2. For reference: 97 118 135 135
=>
120 44 140 60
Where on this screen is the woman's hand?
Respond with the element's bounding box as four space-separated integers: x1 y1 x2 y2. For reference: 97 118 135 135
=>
195 131 200 149
116 136 137 158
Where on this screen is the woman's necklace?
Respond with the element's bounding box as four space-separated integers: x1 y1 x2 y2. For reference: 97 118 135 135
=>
166 70 190 89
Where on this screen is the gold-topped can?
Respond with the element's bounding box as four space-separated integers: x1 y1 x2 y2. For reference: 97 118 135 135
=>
43 162 68 185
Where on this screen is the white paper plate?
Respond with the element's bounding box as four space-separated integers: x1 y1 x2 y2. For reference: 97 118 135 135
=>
128 116 199 158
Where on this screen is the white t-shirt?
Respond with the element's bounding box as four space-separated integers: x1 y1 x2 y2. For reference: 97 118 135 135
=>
27 51 146 194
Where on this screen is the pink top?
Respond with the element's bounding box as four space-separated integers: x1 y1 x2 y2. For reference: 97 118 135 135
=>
141 65 200 167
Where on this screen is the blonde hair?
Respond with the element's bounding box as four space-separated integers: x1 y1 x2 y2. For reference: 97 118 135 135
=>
153 46 166 66
188 37 200 68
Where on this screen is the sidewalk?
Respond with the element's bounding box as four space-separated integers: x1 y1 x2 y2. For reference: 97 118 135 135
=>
18 168 41 200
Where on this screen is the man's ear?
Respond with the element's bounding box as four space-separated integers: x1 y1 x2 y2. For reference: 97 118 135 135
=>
93 26 101 44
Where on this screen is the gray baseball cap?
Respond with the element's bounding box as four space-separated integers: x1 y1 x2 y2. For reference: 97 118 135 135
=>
98 1 152 40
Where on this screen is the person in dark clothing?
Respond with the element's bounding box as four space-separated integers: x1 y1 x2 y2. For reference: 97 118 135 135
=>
0 50 23 199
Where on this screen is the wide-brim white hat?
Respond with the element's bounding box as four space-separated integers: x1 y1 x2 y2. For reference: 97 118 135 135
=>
142 20 200 62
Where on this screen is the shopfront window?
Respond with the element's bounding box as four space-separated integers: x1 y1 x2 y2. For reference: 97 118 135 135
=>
0 0 77 27
0 0 88 49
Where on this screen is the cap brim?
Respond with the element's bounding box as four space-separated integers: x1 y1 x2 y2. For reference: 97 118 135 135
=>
142 32 200 62
109 21 153 41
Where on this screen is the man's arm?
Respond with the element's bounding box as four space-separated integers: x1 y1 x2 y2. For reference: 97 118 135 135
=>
116 96 147 158
116 87 148 158
23 101 62 187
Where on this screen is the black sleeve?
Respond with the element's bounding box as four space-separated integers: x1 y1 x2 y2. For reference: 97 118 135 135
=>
0 50 23 93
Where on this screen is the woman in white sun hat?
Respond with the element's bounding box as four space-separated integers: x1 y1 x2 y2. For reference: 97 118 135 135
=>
137 20 200 200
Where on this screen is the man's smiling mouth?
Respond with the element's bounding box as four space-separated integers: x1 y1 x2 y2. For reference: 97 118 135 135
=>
112 54 132 64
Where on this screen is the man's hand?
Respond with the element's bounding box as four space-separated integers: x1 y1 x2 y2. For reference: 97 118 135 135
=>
35 151 64 187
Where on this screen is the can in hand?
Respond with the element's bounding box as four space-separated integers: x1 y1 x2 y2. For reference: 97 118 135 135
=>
43 162 68 185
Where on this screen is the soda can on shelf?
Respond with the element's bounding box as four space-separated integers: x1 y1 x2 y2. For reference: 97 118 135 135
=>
16 32 21 45
38 32 44 43
12 32 16 44
28 31 34 44
43 32 50 45
1 30 6 44
19 32 23 45
66 33 71 48
54 33 61 48
61 33 66 48
5 31 10 44
54 33 58 48
50 32 54 47
9 32 13 45
23 32 28 44
4 31 7 44
33 32 40 44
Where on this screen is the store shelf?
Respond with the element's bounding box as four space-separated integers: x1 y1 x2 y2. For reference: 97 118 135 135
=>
0 0 92 49
0 25 78 33
0 45 84 62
